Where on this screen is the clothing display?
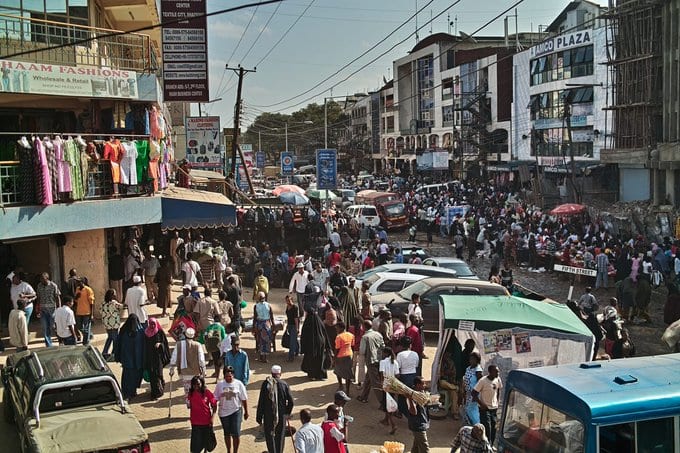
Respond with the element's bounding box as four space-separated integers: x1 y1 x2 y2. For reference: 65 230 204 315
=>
120 141 138 185
103 139 124 184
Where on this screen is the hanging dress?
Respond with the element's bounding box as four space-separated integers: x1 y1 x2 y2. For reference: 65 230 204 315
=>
135 139 149 186
33 137 53 205
149 106 161 139
120 141 138 185
65 139 84 200
103 139 124 184
53 136 72 194
147 139 160 193
44 139 59 202
17 141 37 204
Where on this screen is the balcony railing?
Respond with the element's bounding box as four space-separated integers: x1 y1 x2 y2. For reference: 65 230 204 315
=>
0 13 159 73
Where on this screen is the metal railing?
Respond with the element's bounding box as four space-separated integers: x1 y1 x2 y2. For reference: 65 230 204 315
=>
0 13 159 73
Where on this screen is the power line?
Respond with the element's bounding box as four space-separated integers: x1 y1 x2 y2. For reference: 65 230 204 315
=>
253 0 317 69
2 0 283 60
239 1 282 64
254 0 438 108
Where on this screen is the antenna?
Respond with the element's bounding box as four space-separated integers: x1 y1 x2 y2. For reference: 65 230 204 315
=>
447 13 451 34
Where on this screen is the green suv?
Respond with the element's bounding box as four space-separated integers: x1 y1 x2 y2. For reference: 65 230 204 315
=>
2 345 149 453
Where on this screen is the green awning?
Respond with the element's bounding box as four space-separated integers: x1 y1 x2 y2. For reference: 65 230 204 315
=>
439 295 593 336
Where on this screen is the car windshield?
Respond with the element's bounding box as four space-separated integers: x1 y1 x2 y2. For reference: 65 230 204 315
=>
384 202 405 216
364 273 381 286
356 265 388 280
363 207 378 216
439 262 475 277
397 280 433 300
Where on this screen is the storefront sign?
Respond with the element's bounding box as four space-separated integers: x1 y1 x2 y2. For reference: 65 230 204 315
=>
281 152 294 176
161 0 209 101
0 59 138 99
534 115 588 130
530 30 592 58
316 149 338 190
186 116 221 169
553 264 597 277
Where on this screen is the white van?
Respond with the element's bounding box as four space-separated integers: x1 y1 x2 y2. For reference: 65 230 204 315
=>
415 181 460 196
344 204 380 227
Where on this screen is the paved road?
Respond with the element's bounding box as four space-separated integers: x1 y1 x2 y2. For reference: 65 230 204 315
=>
1 284 459 453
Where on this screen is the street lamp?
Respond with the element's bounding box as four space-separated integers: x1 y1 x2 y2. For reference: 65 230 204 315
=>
285 120 313 153
197 98 223 117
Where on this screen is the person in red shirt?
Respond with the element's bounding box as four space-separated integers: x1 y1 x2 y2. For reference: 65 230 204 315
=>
322 404 347 453
187 375 217 453
361 253 375 271
328 248 342 269
405 315 424 376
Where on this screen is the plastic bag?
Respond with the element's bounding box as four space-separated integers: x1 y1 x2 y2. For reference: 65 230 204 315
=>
386 392 398 413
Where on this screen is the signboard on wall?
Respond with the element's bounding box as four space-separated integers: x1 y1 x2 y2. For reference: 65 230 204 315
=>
161 0 209 101
530 30 592 58
0 59 139 99
186 116 221 169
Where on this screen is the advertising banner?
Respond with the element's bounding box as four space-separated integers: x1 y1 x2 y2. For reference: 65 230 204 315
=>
281 152 294 176
186 116 221 169
161 0 209 101
316 149 338 190
446 205 471 226
256 151 265 168
0 59 138 99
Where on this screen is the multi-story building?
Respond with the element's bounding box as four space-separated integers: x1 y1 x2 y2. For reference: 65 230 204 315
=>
340 92 380 173
0 1 235 315
377 31 543 177
512 0 613 204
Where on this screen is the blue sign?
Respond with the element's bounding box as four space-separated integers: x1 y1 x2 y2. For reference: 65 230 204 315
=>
256 151 265 169
446 205 471 226
281 152 294 176
316 149 337 190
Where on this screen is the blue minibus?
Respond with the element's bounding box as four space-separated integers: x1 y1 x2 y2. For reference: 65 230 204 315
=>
498 354 680 452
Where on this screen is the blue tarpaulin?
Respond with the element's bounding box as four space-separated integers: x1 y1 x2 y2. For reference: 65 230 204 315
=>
161 186 237 230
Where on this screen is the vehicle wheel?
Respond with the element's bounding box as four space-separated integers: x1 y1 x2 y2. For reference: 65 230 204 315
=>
3 389 14 424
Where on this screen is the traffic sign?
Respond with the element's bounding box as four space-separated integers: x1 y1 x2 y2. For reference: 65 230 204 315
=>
281 152 294 176
553 264 597 277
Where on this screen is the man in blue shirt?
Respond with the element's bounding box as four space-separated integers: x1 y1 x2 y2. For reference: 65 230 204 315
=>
224 337 250 385
393 248 404 264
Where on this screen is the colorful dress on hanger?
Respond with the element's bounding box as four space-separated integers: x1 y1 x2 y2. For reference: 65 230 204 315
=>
64 139 84 200
149 106 161 138
80 147 89 196
159 141 169 189
120 141 138 185
147 140 160 193
135 139 149 185
53 136 72 194
44 140 59 202
33 137 53 205
103 139 124 183
17 142 37 205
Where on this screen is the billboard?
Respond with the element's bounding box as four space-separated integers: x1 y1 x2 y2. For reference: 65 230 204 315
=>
186 116 221 169
316 149 338 190
256 151 265 168
281 152 294 176
161 0 209 101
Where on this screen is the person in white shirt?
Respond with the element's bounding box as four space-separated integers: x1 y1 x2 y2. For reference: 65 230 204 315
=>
378 347 400 434
407 293 423 318
54 296 79 345
472 365 503 445
329 229 341 249
312 262 330 293
289 263 309 312
10 272 36 322
295 409 324 453
182 252 202 287
214 366 249 453
125 275 149 324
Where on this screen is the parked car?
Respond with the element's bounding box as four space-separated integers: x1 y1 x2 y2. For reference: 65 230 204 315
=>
354 263 461 287
344 204 381 227
371 277 509 332
2 345 149 453
337 189 356 208
363 272 426 295
422 257 478 279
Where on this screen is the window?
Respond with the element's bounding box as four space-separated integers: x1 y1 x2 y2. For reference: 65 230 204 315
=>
502 389 584 453
530 45 594 86
377 280 407 293
442 105 454 126
600 418 676 453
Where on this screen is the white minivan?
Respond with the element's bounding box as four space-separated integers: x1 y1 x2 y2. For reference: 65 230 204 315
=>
344 204 380 227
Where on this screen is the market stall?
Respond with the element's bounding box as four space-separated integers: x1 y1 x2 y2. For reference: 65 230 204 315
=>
431 295 595 395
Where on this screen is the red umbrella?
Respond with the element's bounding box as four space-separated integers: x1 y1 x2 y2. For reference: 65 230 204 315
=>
272 184 305 196
550 203 586 216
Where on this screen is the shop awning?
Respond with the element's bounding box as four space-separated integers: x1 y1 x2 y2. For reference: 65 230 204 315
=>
161 186 237 230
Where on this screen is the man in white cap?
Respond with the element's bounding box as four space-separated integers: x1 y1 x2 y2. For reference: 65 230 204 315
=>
222 266 241 293
125 275 148 324
169 327 206 398
288 262 309 315
257 365 294 453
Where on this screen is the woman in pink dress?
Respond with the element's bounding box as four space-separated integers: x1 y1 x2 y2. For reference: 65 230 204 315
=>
630 253 641 282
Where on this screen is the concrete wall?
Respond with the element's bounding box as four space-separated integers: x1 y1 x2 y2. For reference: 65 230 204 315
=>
620 167 650 201
62 229 107 318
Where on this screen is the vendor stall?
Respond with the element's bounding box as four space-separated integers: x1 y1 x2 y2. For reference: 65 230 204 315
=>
431 295 595 395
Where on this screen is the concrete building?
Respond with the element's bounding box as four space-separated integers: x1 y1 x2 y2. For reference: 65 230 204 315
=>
512 0 613 204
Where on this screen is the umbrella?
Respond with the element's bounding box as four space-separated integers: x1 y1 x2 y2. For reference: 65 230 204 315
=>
279 192 309 205
306 188 338 199
272 184 305 196
550 203 586 216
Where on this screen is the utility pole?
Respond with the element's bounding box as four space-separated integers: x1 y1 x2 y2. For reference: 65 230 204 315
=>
226 65 256 194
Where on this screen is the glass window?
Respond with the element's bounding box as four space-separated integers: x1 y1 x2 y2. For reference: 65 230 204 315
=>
563 49 571 66
377 280 407 293
502 389 584 453
637 417 676 452
574 47 587 64
584 46 594 63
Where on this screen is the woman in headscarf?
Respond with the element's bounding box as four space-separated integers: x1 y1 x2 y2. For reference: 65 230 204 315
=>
300 303 333 380
253 291 274 363
143 317 171 400
115 313 145 401
155 258 174 317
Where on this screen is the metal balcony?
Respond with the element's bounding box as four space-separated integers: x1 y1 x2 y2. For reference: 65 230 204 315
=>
0 13 159 73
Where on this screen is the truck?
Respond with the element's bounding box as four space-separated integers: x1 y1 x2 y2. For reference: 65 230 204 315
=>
354 190 408 230
2 345 150 453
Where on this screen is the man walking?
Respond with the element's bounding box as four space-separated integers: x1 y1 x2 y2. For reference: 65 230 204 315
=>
169 327 205 398
257 365 295 453
357 320 385 404
182 252 202 288
36 272 61 347
295 409 324 453
407 376 430 453
595 249 610 289
141 247 160 302
223 336 250 385
54 296 79 345
125 275 149 324
214 366 249 453
289 262 310 315
472 365 503 445
74 278 94 345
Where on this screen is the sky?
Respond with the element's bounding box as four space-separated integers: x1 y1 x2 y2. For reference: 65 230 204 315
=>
198 0 606 126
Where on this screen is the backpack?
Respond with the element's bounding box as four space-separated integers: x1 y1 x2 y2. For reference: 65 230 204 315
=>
205 328 222 353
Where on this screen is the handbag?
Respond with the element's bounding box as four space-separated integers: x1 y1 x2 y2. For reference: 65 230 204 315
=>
281 329 291 349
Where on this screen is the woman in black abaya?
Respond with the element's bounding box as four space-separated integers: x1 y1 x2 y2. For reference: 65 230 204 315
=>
300 308 333 380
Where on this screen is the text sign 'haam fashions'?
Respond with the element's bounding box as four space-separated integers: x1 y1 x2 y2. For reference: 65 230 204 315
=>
161 0 209 102
0 59 138 99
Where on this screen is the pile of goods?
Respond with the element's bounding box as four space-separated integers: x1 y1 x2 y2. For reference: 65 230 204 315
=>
382 376 430 407
379 441 405 453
